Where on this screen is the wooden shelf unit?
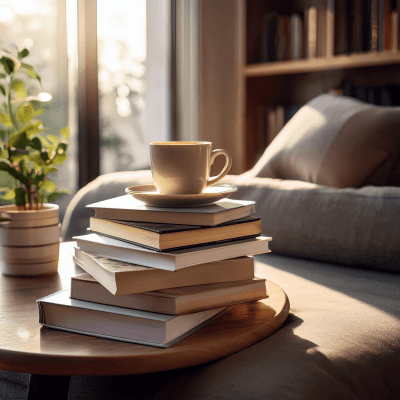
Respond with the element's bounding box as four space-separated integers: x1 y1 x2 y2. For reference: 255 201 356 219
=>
199 0 400 174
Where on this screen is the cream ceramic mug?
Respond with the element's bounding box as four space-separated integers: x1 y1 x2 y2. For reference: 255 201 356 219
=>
150 141 232 195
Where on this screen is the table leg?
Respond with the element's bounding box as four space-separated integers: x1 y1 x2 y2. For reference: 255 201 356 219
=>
27 374 71 400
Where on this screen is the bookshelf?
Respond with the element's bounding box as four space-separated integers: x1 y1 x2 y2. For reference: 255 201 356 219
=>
200 0 400 173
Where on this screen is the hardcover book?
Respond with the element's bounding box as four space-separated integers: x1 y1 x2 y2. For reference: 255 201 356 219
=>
86 195 256 227
73 233 271 272
89 216 261 251
70 273 267 315
37 290 226 348
73 249 255 295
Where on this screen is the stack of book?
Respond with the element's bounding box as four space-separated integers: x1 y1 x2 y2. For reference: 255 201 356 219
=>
38 195 271 348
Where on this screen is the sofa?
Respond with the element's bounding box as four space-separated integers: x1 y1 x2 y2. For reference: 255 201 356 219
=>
2 94 400 399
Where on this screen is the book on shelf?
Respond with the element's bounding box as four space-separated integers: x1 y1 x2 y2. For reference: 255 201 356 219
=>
349 0 364 53
73 249 255 295
86 195 256 227
37 289 227 348
73 233 271 272
290 13 303 60
70 273 267 315
317 2 328 57
391 2 398 51
335 0 348 54
89 216 261 251
304 6 317 58
327 0 335 56
370 0 379 51
276 15 290 61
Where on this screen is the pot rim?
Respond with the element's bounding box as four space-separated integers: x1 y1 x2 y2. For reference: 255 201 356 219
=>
0 203 59 215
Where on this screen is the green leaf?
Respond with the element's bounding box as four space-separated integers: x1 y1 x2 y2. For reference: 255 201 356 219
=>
14 187 26 206
40 179 57 193
30 137 42 150
60 126 70 139
12 80 27 99
34 108 44 116
0 113 12 127
43 166 57 174
46 189 70 202
16 103 34 124
50 153 67 166
2 188 15 200
0 85 5 96
0 57 15 75
21 63 41 84
24 121 45 137
0 73 6 79
12 131 29 149
46 134 59 144
18 48 29 60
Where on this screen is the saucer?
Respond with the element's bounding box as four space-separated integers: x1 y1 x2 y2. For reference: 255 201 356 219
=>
125 184 238 207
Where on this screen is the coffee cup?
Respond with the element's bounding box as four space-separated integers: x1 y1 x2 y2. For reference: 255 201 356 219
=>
150 141 232 195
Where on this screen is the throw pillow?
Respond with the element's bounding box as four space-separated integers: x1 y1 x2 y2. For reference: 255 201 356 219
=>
246 94 400 188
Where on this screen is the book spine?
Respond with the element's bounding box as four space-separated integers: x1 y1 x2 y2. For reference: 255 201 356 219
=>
327 0 335 56
378 0 386 50
304 7 317 58
317 2 328 57
384 0 392 49
392 7 399 50
267 16 277 61
266 107 277 145
334 0 348 54
291 13 303 59
275 106 285 135
370 0 379 51
350 0 364 52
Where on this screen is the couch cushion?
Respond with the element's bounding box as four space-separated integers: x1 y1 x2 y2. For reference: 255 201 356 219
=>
224 175 400 272
246 94 400 188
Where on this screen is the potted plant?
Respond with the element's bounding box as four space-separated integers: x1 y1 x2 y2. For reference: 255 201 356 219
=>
0 47 70 276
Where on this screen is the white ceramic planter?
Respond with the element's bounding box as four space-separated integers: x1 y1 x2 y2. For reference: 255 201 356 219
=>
0 204 60 276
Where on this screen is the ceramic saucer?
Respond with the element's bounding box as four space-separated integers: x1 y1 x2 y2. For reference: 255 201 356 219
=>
125 184 237 207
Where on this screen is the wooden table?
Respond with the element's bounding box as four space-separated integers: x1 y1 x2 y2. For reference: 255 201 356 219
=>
0 242 289 400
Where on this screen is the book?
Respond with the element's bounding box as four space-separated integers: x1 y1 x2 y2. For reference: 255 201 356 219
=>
86 195 256 227
290 13 303 59
276 15 290 61
275 106 285 135
317 2 328 57
73 233 271 272
349 0 364 52
327 0 335 56
70 273 267 315
378 0 386 50
370 0 379 51
73 249 255 295
391 5 398 50
334 0 348 54
89 216 261 251
37 289 226 348
304 6 317 58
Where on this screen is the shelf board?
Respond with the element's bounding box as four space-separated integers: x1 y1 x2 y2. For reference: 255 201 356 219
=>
244 51 400 77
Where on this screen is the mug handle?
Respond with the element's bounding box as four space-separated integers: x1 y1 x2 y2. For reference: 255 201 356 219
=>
206 149 232 187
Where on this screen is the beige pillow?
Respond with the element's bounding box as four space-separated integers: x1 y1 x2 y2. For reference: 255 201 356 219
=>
247 94 400 188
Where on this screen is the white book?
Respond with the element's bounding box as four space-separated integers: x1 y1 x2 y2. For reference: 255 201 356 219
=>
37 290 226 348
86 195 256 226
73 233 271 271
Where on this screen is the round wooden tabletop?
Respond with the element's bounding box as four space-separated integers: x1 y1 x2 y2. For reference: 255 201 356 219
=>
0 242 290 376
